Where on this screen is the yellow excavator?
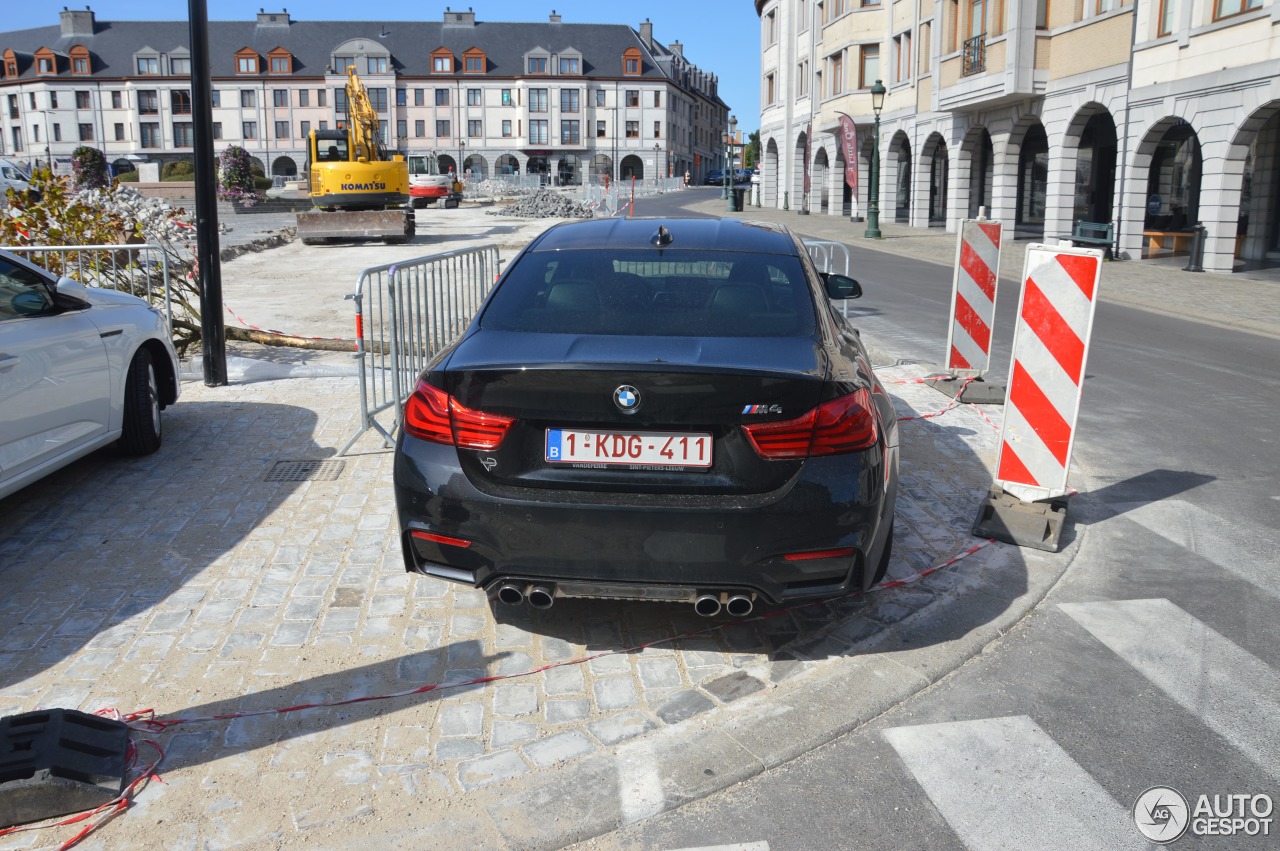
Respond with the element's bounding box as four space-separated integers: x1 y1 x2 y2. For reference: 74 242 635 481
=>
297 66 414 245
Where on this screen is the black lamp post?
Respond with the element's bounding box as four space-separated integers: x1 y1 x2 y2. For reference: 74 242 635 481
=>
723 114 737 210
864 80 886 239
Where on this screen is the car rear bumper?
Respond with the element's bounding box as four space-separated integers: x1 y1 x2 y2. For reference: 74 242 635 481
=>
393 435 896 604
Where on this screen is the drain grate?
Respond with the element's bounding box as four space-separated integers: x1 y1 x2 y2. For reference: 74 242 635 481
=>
264 459 346 482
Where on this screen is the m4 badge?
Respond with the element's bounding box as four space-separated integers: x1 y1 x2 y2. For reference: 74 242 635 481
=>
742 404 783 415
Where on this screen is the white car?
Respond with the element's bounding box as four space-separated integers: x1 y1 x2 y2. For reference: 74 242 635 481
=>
0 248 180 500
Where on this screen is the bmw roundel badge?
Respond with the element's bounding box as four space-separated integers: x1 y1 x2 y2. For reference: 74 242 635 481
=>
613 385 640 413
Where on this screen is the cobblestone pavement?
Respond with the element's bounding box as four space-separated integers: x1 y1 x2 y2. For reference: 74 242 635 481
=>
0 353 1019 849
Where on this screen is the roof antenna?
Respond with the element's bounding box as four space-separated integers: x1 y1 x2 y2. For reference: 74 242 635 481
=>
650 225 673 247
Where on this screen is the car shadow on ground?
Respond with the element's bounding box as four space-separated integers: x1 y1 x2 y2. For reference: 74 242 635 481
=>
0 399 325 691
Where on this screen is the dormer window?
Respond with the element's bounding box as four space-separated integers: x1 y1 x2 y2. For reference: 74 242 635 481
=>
235 49 260 74
268 48 293 74
623 47 642 75
557 51 582 75
4 51 17 78
525 47 550 75
36 48 58 75
170 57 191 75
431 47 454 73
463 47 486 73
71 45 91 75
366 56 387 74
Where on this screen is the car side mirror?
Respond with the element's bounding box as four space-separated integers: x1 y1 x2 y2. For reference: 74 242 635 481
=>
55 276 90 300
822 273 862 300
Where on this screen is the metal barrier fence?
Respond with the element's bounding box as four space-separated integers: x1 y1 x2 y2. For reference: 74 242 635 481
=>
802 239 852 277
341 244 503 455
4 242 174 327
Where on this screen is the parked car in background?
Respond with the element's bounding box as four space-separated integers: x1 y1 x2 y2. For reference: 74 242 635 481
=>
394 217 899 617
0 249 180 500
703 170 725 186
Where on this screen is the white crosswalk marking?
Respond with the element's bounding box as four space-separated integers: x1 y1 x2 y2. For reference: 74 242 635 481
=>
1114 500 1277 598
883 715 1148 851
1060 598 1280 779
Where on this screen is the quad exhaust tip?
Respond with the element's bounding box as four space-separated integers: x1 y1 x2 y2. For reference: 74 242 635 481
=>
526 585 555 610
725 595 754 617
693 594 722 617
496 583 525 606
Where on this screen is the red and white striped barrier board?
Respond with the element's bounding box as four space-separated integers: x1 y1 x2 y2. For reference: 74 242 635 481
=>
945 219 1003 376
995 243 1102 502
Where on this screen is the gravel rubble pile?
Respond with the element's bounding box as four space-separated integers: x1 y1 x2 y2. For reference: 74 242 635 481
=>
488 188 594 218
468 178 539 197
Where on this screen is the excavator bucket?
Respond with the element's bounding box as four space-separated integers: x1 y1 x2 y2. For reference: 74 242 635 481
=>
297 209 414 245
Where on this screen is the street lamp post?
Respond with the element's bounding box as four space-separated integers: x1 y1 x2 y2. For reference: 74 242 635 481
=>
654 143 660 183
864 80 886 239
723 114 737 212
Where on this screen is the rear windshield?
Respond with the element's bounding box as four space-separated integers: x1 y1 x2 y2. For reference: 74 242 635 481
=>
480 249 817 337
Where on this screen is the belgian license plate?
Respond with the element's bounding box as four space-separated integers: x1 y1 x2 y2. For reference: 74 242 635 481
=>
545 429 713 468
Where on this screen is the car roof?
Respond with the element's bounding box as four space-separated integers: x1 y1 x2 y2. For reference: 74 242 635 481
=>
530 217 799 255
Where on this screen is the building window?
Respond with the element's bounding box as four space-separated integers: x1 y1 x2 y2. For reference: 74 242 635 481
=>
530 89 548 112
395 88 406 107
211 90 221 108
299 89 309 107
623 47 642 75
241 89 256 108
596 120 606 138
335 56 354 73
73 57 89 74
172 90 192 114
436 120 451 137
237 56 258 74
559 57 580 74
766 73 776 105
829 51 844 96
75 91 91 109
336 89 348 113
502 119 512 137
860 45 880 88
530 119 549 143
368 89 387 112
596 89 606 107
435 89 450 106
242 121 257 139
111 91 122 109
140 122 161 148
653 120 661 138
272 89 287 107
268 55 288 73
626 120 639 138
114 123 125 141
561 120 580 144
317 89 326 107
49 91 59 109
796 60 809 97
174 122 194 146
300 120 310 138
274 120 288 139
766 10 777 45
396 119 407 141
415 88 425 106
433 55 452 73
528 57 548 74
139 90 159 115
626 90 639 107
379 120 389 144
895 32 912 83
79 123 93 141
1214 0 1261 18
367 56 388 74
468 119 482 137
53 124 62 142
561 89 579 113
136 57 159 75
465 55 484 72
212 122 222 139
501 89 513 106
9 127 22 152
468 88 482 106
415 119 425 137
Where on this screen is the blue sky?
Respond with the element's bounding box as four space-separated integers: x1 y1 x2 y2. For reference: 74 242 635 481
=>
8 1 763 133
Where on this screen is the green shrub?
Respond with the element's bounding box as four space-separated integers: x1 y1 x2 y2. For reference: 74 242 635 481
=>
253 176 274 191
116 171 139 182
161 160 195 179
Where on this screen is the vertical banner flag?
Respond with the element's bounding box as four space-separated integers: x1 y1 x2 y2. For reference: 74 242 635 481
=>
945 219 1003 376
803 122 812 195
838 114 859 194
995 244 1103 503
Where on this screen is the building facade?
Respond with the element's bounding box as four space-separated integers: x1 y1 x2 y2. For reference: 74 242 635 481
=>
0 8 731 186
757 0 1280 273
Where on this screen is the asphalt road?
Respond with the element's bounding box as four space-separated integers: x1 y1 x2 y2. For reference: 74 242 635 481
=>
593 193 1280 849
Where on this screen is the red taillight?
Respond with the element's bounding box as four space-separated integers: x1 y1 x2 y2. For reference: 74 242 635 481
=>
783 547 856 561
410 529 473 548
404 380 515 450
743 388 878 459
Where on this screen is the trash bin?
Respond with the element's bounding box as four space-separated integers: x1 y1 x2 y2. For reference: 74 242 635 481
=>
732 187 747 212
1183 223 1207 273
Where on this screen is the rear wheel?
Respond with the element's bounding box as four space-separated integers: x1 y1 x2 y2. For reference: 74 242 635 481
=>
868 520 894 587
119 348 162 455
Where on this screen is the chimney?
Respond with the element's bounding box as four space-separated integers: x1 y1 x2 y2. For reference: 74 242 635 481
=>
549 10 561 23
639 18 653 49
60 6 96 38
443 6 476 26
256 9 291 25
670 40 683 58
